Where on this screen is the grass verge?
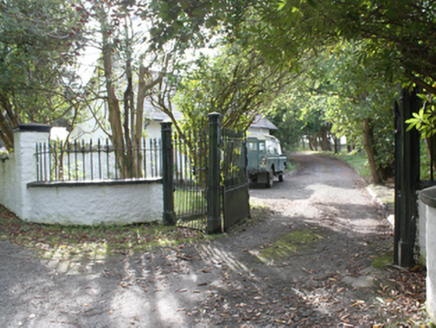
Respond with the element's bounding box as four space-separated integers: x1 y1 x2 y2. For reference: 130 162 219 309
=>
332 150 371 180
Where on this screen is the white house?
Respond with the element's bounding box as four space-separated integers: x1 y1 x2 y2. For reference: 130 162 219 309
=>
143 107 183 139
52 101 276 145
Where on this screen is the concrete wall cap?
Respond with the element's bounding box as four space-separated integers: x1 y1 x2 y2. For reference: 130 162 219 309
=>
13 124 52 133
420 186 436 208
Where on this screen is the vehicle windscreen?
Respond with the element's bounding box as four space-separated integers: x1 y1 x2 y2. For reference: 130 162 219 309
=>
266 140 282 155
247 138 282 155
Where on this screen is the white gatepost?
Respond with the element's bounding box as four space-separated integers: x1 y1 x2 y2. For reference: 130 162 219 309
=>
420 186 436 325
13 124 51 220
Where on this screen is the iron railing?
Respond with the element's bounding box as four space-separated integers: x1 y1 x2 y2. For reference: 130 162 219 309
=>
35 138 162 182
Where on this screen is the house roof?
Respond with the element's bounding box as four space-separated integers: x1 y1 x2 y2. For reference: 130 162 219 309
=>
144 104 184 122
145 108 276 131
250 115 278 130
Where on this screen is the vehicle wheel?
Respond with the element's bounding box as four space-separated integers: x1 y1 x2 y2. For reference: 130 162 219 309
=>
266 171 274 188
278 173 284 182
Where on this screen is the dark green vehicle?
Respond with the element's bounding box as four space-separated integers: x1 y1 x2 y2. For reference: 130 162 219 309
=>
247 134 287 188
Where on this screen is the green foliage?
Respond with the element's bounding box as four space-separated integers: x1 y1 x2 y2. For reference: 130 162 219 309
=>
173 44 292 131
267 101 305 150
313 44 397 176
267 94 330 150
419 140 435 181
147 0 248 50
0 0 84 149
406 94 436 139
259 0 436 94
265 41 397 180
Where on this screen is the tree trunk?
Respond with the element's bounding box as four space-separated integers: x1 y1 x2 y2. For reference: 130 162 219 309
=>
0 93 18 150
123 42 134 178
346 136 355 153
362 118 382 184
130 65 147 177
334 137 340 154
101 16 125 177
318 126 332 151
308 136 317 151
0 110 13 150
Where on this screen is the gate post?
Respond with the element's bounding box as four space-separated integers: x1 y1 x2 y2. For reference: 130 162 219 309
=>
161 121 175 225
395 89 420 267
394 100 401 265
207 112 222 234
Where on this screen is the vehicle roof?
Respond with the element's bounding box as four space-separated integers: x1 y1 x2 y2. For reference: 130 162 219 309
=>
247 133 280 142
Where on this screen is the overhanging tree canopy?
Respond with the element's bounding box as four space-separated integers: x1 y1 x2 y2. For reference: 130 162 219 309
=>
257 0 436 93
0 0 83 150
170 45 293 133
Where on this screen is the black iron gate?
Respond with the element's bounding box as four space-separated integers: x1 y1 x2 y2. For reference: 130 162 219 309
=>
222 128 250 231
161 113 250 234
394 88 436 267
394 89 420 268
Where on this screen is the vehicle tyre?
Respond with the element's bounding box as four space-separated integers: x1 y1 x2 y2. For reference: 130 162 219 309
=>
278 173 284 182
266 171 274 188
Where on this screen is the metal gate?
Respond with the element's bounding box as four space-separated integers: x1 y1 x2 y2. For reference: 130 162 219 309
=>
172 128 208 231
394 88 436 267
161 113 250 233
394 89 420 268
222 128 250 231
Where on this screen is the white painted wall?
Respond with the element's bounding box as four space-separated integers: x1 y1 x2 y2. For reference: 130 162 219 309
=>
425 204 436 324
418 187 436 324
70 115 109 141
14 129 51 219
0 126 163 225
0 153 19 216
70 110 165 142
27 182 162 225
418 197 427 261
145 120 163 139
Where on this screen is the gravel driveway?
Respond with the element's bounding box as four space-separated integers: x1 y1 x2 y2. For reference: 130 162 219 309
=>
0 152 428 327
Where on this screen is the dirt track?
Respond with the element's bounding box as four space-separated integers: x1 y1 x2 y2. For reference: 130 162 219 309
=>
0 152 427 327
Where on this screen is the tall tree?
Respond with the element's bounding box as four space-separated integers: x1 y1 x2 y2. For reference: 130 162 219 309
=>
0 0 83 150
267 96 306 151
168 44 293 135
254 0 436 94
77 0 214 177
264 41 398 183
